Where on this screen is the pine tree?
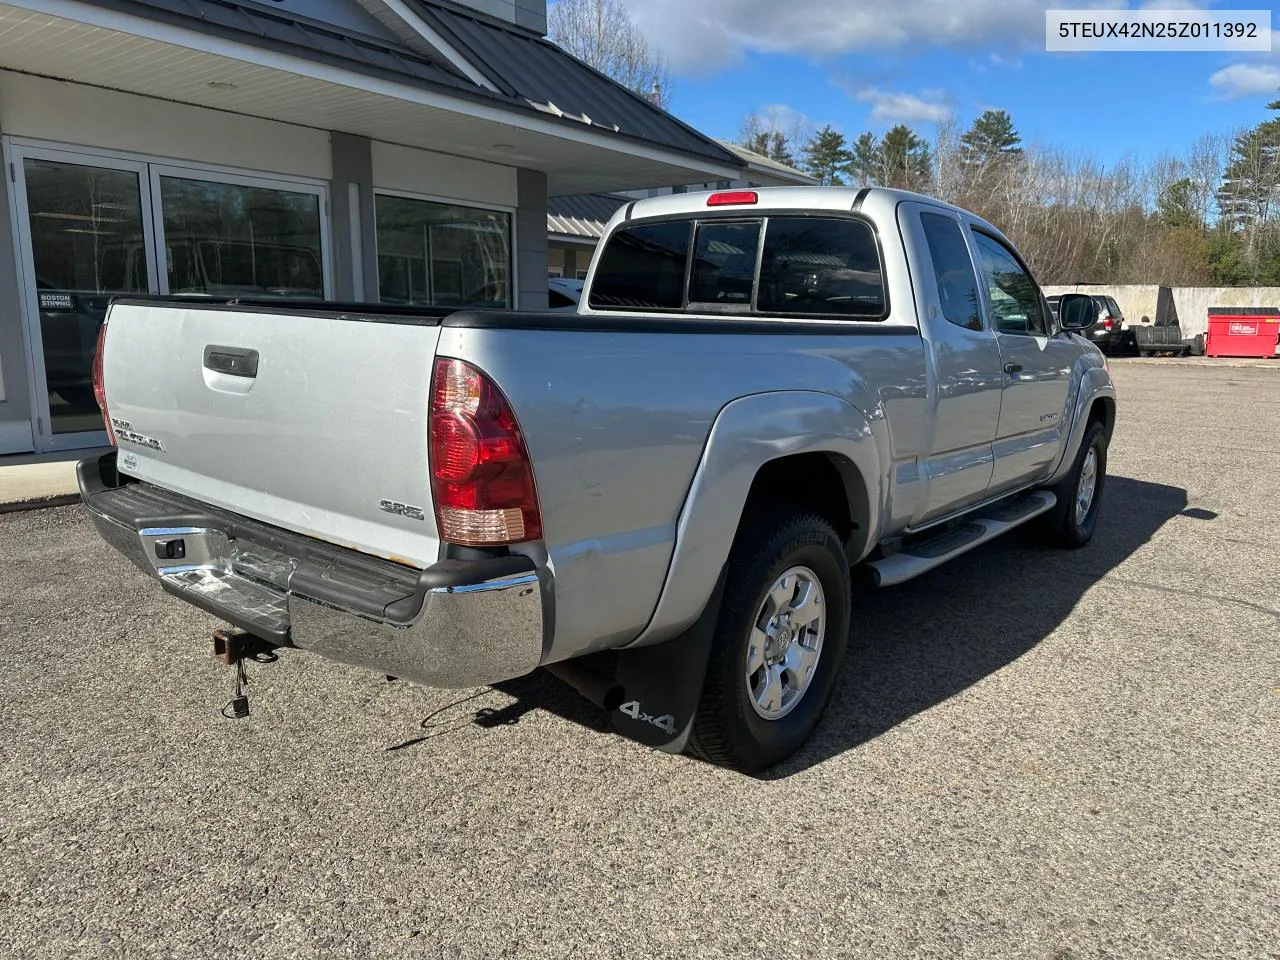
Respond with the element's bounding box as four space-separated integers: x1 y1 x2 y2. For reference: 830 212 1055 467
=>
847 132 881 185
879 124 932 192
1216 120 1280 233
802 126 850 185
1157 178 1203 230
960 109 1023 166
768 131 797 168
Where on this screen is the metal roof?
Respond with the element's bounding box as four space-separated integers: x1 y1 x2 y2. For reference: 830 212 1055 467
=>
106 0 469 87
407 1 740 166
102 0 739 169
717 141 817 185
547 193 627 239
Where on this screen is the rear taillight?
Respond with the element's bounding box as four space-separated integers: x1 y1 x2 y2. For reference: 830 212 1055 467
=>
91 320 115 446
429 358 542 546
1102 317 1114 331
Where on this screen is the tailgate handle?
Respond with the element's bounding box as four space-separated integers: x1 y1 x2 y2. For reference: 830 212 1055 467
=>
203 345 259 379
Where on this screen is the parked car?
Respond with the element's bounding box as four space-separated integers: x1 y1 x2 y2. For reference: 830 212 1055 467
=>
1046 294 1129 355
548 277 583 311
81 186 1116 773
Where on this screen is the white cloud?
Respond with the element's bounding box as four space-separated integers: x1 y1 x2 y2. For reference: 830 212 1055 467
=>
848 86 954 124
1209 63 1280 99
626 0 1118 73
756 103 813 132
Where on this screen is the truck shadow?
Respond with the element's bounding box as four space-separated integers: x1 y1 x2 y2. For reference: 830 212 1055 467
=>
392 476 1191 777
762 473 1190 779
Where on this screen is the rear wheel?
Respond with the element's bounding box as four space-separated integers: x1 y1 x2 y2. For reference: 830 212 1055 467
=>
688 507 851 773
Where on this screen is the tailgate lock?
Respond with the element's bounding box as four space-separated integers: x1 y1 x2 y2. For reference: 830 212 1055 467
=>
154 538 186 560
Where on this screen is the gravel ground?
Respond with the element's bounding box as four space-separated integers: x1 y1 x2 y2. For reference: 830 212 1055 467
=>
1 363 1277 960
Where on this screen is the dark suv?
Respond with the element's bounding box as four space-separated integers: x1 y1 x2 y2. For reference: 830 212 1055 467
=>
1047 294 1126 354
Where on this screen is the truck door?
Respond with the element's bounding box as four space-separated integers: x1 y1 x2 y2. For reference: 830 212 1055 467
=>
898 203 1004 524
968 228 1075 493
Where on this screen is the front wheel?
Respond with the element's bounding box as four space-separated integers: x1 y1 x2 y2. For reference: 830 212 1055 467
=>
688 507 851 773
1039 421 1108 548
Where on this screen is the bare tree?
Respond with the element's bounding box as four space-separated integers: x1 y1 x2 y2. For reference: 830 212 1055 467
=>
548 0 673 108
1187 132 1230 228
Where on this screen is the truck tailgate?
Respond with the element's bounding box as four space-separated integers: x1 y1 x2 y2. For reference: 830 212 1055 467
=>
102 301 443 567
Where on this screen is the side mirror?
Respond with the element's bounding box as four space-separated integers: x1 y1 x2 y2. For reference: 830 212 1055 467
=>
1059 293 1097 331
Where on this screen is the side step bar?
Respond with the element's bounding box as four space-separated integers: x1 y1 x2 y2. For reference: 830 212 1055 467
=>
868 490 1057 587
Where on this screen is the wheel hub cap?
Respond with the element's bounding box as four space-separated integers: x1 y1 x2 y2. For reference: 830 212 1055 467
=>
1075 446 1098 526
746 566 826 720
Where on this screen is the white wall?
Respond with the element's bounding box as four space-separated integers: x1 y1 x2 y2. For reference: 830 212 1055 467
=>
1171 288 1280 339
371 141 517 207
0 72 331 180
1043 282 1280 338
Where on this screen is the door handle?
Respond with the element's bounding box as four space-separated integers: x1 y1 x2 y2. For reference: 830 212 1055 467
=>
203 345 259 378
1003 362 1023 374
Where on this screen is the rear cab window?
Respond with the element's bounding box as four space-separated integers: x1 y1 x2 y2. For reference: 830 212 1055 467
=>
588 213 886 319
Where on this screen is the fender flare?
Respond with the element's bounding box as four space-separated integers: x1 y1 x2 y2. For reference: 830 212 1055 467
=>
1046 366 1117 486
624 390 886 649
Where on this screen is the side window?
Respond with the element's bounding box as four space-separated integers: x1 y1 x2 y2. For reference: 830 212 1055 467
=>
588 221 690 310
1107 297 1122 318
971 231 1048 336
757 217 885 317
919 212 981 331
689 221 760 305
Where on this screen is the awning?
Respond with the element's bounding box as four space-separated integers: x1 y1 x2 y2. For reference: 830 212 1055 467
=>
0 0 742 195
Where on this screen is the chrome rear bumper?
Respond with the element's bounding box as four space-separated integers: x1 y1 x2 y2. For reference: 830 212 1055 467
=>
80 454 547 688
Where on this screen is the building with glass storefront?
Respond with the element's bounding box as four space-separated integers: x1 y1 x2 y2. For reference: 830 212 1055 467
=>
0 0 742 456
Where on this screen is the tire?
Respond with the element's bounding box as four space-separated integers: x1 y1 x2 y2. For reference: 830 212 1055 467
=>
1039 421 1108 548
688 507 851 773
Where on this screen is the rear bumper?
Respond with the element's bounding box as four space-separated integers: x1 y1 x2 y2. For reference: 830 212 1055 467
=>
79 454 547 688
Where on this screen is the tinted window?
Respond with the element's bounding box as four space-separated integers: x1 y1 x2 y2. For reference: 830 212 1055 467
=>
375 195 510 308
160 175 325 298
757 217 884 317
971 231 1047 336
689 221 760 305
588 221 691 310
548 289 574 308
920 212 981 330
1107 297 1122 317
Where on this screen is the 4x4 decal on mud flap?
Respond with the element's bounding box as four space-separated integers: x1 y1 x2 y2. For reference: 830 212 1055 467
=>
617 700 676 736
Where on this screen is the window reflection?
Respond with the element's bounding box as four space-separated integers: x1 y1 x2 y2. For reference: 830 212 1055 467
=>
160 176 324 298
23 158 148 435
375 195 511 309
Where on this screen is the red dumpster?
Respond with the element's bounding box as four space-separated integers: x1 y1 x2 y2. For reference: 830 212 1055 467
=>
1205 307 1280 359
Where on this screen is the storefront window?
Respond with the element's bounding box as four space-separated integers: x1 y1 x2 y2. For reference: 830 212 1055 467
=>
23 158 149 435
159 176 325 298
374 195 510 308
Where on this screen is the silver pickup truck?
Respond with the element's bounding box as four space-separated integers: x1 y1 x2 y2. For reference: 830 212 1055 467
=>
80 186 1116 772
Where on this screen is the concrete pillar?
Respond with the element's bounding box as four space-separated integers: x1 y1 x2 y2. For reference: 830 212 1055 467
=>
516 168 548 310
329 132 378 302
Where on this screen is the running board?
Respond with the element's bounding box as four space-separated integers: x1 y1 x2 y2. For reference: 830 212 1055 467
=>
868 490 1057 587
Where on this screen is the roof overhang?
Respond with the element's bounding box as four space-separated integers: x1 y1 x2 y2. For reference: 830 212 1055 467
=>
0 1 741 195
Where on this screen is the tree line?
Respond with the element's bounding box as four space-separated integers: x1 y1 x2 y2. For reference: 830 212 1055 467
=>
547 0 1278 288
741 103 1280 288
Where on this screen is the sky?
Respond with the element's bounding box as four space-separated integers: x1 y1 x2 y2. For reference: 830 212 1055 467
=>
620 0 1280 164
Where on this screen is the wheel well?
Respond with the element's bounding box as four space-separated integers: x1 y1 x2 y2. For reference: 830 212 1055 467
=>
743 453 869 556
1088 396 1115 443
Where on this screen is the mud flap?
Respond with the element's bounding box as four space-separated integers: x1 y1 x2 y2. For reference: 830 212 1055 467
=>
608 566 727 754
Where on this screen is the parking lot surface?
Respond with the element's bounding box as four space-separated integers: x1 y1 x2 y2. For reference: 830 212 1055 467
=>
2 363 1277 960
